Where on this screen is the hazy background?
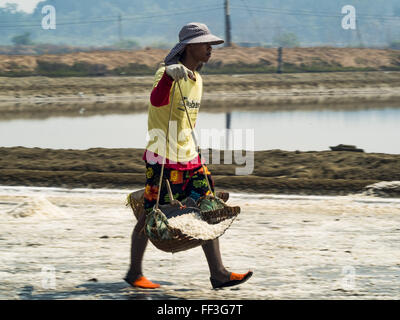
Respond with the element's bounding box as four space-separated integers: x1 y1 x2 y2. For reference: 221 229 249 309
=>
0 0 399 48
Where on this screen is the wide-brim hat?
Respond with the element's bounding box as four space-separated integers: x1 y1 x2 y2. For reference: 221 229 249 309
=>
164 22 224 65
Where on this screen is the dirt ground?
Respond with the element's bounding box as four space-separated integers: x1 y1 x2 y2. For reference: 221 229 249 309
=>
1 47 399 73
1 147 399 196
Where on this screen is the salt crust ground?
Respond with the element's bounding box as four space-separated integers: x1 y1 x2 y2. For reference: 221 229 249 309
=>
1 186 399 300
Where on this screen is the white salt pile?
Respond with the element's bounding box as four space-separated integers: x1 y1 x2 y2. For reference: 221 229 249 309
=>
167 212 234 240
362 181 400 198
6 195 66 218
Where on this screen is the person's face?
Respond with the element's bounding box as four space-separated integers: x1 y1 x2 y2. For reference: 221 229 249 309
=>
186 42 212 63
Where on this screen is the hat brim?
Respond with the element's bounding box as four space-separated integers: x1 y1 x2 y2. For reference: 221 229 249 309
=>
164 34 224 65
183 34 224 45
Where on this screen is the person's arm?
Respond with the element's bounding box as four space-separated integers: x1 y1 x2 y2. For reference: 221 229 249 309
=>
150 64 194 107
150 71 173 107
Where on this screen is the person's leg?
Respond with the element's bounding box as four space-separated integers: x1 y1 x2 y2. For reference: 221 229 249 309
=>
125 211 147 279
188 167 227 279
187 167 226 277
201 238 230 282
125 163 166 288
190 166 252 287
185 165 215 201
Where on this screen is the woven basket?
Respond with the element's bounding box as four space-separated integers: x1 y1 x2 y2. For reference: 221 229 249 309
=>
126 189 145 220
197 195 240 224
126 189 240 253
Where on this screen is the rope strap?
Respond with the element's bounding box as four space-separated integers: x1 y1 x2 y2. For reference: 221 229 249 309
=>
154 77 214 211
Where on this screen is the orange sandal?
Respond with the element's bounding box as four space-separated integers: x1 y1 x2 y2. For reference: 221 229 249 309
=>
124 276 160 289
210 271 253 289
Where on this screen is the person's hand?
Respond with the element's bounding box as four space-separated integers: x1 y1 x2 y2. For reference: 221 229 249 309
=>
165 64 194 81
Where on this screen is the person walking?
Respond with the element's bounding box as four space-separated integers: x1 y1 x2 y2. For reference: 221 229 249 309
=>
124 22 252 289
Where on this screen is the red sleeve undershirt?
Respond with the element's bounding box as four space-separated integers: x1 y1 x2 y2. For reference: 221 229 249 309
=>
150 71 173 107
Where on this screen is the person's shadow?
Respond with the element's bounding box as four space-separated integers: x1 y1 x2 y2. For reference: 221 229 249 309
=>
17 279 183 300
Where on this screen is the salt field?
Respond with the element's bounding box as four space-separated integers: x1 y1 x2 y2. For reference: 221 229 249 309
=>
0 185 399 300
